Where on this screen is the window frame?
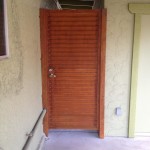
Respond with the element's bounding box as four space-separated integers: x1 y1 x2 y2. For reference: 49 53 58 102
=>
0 0 9 60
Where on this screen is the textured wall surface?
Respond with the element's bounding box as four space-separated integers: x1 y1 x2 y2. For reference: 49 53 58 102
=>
105 0 150 136
1 1 150 149
0 0 47 149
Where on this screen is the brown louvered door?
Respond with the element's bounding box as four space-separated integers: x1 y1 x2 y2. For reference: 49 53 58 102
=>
40 9 106 138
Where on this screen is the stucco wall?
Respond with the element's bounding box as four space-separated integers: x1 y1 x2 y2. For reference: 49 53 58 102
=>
105 0 150 136
0 0 53 149
1 1 150 149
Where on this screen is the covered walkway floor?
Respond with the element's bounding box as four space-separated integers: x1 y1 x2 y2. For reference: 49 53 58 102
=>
43 131 150 150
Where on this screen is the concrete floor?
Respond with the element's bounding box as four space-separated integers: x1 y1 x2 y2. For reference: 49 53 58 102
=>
43 131 150 150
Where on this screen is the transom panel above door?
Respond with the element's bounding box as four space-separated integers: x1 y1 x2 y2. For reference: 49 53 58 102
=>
40 9 106 138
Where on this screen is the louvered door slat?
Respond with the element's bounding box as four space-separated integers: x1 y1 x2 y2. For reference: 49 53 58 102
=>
47 11 99 130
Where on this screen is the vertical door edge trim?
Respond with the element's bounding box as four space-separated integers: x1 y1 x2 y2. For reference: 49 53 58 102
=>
40 8 49 136
99 9 107 139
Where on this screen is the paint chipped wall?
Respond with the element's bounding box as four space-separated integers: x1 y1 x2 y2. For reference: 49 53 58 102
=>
105 0 150 136
0 0 57 149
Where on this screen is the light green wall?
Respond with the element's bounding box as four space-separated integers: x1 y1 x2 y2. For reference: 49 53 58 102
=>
128 4 150 137
135 15 150 134
0 0 49 149
128 14 141 138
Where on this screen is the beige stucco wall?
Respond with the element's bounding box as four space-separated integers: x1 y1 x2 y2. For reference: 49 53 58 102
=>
105 0 150 136
0 0 48 149
1 0 150 149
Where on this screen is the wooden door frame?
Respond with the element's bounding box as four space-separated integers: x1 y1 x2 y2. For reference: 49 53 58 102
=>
40 9 107 138
40 9 49 136
98 9 107 139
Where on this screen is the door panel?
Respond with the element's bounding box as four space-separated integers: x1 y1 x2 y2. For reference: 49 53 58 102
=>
40 9 106 138
48 10 98 129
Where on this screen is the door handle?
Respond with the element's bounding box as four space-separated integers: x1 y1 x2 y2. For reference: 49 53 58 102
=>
48 68 56 78
49 74 56 78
